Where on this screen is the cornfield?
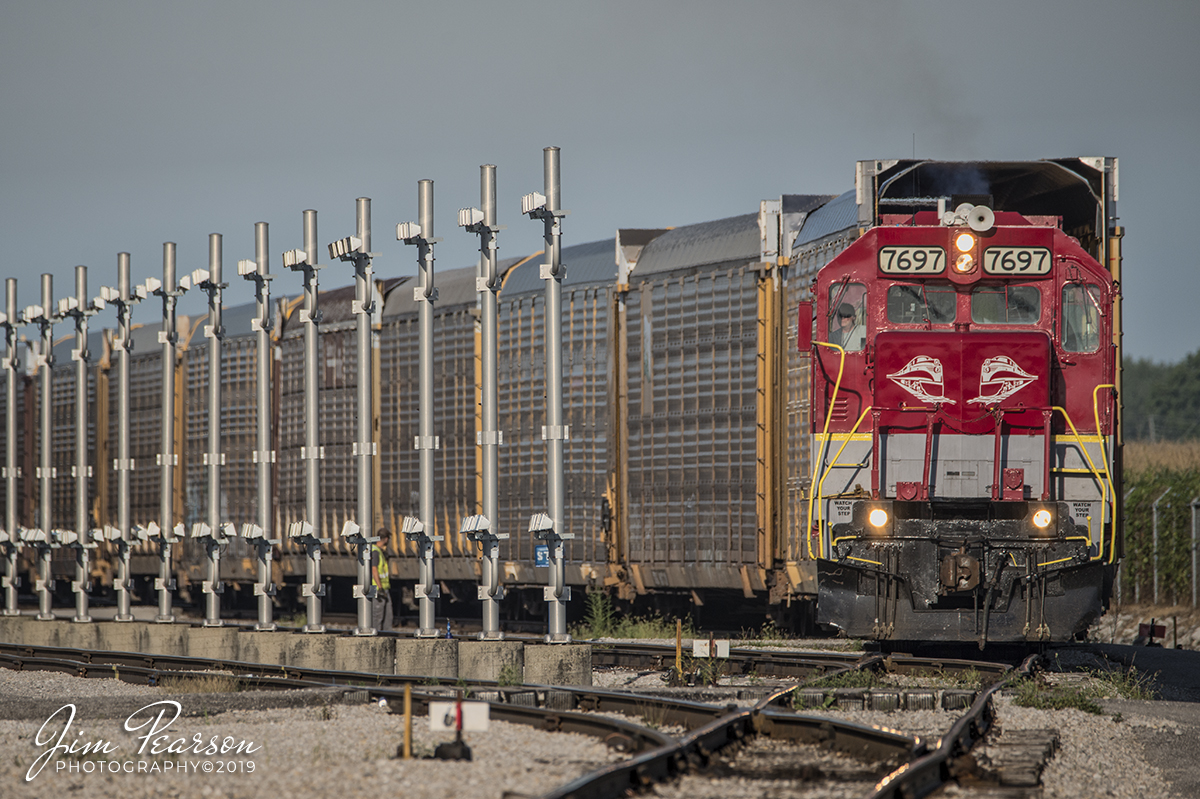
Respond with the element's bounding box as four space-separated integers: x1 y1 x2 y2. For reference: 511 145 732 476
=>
1120 440 1200 606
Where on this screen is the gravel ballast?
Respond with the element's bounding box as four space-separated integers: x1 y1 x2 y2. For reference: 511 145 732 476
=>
0 670 622 799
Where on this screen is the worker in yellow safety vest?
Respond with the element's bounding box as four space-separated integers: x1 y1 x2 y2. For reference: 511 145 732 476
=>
371 528 393 632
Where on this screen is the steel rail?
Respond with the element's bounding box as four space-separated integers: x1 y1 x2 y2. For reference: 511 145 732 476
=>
537 653 1035 799
0 646 676 755
0 642 737 733
865 653 1038 799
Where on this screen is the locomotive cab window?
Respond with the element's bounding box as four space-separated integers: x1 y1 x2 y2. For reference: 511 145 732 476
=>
1061 283 1102 352
828 282 867 352
887 283 956 325
970 285 1040 325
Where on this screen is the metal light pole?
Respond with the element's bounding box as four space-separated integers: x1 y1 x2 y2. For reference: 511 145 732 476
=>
191 234 232 626
1152 487 1171 606
523 147 572 643
239 223 279 631
399 180 442 638
151 242 185 624
33 273 57 620
1192 496 1199 609
330 198 379 636
66 265 97 623
284 210 327 633
1 279 20 616
459 165 506 639
112 254 137 621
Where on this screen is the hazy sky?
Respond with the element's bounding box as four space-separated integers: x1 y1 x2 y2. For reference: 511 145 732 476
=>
2 1 1197 361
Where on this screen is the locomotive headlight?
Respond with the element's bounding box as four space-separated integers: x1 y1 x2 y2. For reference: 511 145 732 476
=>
955 233 975 252
954 254 975 273
1032 509 1053 529
868 508 889 528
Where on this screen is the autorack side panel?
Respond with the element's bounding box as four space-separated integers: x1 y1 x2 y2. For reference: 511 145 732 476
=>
497 241 615 573
181 301 259 574
379 267 479 575
623 216 760 582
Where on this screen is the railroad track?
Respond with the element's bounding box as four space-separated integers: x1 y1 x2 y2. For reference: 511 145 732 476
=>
0 639 1037 798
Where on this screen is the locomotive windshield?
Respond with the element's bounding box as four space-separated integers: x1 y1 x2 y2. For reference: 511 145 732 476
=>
1062 283 1102 352
970 284 1040 325
828 282 866 351
886 283 956 324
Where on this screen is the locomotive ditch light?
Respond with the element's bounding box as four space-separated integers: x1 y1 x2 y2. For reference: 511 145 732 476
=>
868 508 889 528
1032 508 1053 529
955 233 976 252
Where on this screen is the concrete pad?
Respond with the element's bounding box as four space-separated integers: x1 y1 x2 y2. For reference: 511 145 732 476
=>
286 633 337 671
58 620 100 651
96 622 145 654
394 639 458 681
24 619 71 649
335 636 395 675
524 644 592 686
458 640 523 683
186 626 240 662
237 631 291 667
142 624 187 657
0 615 31 644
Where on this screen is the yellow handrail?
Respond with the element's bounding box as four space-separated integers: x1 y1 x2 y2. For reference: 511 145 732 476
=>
1051 404 1111 563
806 342 845 559
1092 384 1118 563
815 406 874 554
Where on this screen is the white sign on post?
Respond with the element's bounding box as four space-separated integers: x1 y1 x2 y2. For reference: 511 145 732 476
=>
428 701 490 732
692 639 730 659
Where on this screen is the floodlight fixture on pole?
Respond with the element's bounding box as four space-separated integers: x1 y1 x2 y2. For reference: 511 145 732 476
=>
241 221 278 630
106 252 142 621
523 146 573 643
329 198 382 636
460 164 508 639
286 210 327 633
1 279 20 616
399 180 443 638
154 242 187 624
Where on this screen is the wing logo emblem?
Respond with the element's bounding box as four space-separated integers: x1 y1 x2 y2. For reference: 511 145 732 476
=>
968 355 1037 405
887 356 955 404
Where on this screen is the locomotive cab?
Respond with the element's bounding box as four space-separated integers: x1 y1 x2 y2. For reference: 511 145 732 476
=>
805 169 1120 645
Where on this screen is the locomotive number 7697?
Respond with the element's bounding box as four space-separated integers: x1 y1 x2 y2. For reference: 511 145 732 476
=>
982 247 1052 275
878 246 946 274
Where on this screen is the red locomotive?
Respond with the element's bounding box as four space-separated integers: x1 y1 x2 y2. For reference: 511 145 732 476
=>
798 159 1122 644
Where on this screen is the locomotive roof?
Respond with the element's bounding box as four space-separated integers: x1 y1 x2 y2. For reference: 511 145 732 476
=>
500 237 617 296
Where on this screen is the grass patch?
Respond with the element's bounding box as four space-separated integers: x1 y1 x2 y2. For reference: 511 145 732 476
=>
497 663 523 687
803 668 879 689
1088 665 1158 700
1011 676 1104 715
572 590 696 640
159 673 241 694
